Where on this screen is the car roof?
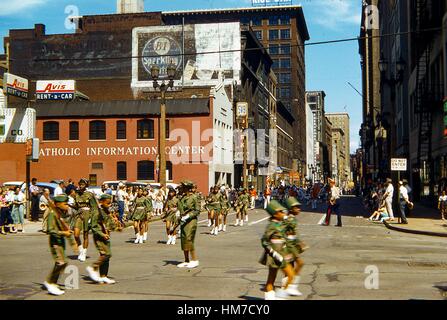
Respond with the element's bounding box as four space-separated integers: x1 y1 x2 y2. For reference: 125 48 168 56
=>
3 181 25 185
36 182 59 188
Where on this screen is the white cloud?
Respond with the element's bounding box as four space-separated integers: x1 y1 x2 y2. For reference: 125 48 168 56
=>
350 140 359 153
0 0 47 16
303 0 362 30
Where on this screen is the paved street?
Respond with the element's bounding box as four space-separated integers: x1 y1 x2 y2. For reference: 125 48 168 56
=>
0 196 446 300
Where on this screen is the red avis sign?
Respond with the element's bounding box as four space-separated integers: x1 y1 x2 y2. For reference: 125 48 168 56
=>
36 80 75 100
3 73 29 99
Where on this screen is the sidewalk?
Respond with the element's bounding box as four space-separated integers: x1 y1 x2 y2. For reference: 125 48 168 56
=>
383 202 447 237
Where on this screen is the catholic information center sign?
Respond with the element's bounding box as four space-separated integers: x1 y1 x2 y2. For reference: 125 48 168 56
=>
391 158 407 171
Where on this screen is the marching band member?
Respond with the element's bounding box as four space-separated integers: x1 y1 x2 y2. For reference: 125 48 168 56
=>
86 194 122 284
259 200 296 300
73 179 99 262
44 194 78 296
162 188 179 245
177 180 201 269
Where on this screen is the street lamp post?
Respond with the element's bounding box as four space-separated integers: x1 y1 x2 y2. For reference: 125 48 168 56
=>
150 64 176 186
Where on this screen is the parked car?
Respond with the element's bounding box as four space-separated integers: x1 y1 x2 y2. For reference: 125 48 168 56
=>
36 182 59 197
2 181 26 191
87 186 103 198
149 182 179 190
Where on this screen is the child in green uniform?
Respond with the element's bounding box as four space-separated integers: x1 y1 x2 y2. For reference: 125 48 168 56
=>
44 194 79 296
162 188 179 245
219 190 230 232
177 180 201 269
205 187 213 227
87 194 122 284
143 188 152 242
260 200 298 300
208 186 222 236
131 188 152 244
282 197 307 296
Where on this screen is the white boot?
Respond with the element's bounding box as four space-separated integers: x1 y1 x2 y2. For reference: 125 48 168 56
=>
223 224 227 232
207 219 212 227
218 224 223 231
275 288 290 299
79 248 87 262
77 245 84 261
210 227 215 235
100 277 116 284
234 219 239 226
86 266 101 283
240 220 244 226
143 232 147 242
245 216 248 222
167 235 172 245
171 236 176 245
134 235 140 244
187 260 199 268
139 235 144 244
264 290 277 300
214 227 219 236
282 276 303 296
44 281 65 296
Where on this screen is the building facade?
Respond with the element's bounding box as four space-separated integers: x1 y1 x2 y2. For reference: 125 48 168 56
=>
275 101 294 184
326 112 351 185
305 101 315 182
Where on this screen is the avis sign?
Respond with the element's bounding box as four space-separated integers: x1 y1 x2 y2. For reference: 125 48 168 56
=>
36 80 75 100
391 158 407 171
3 73 29 99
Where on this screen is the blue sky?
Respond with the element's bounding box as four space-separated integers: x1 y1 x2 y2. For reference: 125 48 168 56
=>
0 0 363 153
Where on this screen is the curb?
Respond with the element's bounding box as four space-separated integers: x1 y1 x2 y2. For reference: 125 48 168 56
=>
383 221 447 237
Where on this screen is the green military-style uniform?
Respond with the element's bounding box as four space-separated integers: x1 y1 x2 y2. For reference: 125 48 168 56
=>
206 192 222 214
163 196 179 224
259 201 291 269
90 196 120 277
178 184 201 251
284 197 304 260
239 191 250 214
130 195 152 222
46 195 75 285
73 190 99 232
220 192 230 216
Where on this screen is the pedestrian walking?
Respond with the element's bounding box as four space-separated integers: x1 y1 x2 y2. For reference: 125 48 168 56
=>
86 194 122 285
323 179 342 227
398 180 412 224
263 185 272 209
40 188 52 233
438 189 447 221
0 189 10 235
43 194 79 296
249 186 257 209
259 200 297 300
11 187 26 233
383 178 395 221
116 182 127 222
54 181 65 197
29 178 40 221
177 180 201 269
73 178 99 262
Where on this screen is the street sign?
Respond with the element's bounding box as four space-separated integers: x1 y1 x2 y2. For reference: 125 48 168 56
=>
3 73 28 99
391 158 407 171
36 80 76 100
26 138 40 161
236 102 248 117
0 108 36 143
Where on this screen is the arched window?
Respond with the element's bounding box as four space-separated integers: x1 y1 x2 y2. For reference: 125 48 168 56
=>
137 160 154 180
89 120 106 140
43 121 59 141
137 119 154 139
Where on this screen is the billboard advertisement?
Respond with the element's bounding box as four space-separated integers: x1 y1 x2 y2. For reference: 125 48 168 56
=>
36 80 76 100
131 22 241 90
3 73 28 99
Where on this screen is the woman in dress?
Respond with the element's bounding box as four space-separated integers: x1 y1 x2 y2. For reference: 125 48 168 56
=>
11 187 26 233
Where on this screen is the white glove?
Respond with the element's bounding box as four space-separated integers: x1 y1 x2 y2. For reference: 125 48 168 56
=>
269 249 284 263
175 210 181 218
181 214 190 223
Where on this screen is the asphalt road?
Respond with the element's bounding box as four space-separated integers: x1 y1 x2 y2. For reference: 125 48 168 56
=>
0 196 446 300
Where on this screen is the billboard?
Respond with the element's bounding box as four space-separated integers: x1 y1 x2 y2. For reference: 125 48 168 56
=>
3 73 28 99
0 108 36 143
252 0 293 6
36 80 76 100
131 22 241 90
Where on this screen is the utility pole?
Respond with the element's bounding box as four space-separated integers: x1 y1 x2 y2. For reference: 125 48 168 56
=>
159 90 166 186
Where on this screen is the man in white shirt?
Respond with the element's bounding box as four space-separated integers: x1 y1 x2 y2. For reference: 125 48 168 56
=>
398 180 411 224
116 182 127 222
54 181 65 197
383 178 394 221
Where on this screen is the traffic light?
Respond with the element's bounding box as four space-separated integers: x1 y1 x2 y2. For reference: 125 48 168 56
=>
444 98 447 137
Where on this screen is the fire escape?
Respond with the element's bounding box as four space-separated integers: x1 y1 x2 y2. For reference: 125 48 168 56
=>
415 0 442 197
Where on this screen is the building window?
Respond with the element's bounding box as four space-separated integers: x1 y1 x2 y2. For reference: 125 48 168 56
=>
280 44 291 55
117 161 127 180
279 73 291 84
91 163 103 170
116 120 126 140
240 17 250 26
252 17 262 26
269 15 279 25
137 160 154 180
280 29 291 39
89 120 106 140
280 15 291 25
137 119 154 139
69 121 79 141
43 121 59 141
269 30 279 40
280 87 291 98
89 174 97 187
254 30 262 40
280 58 291 68
272 59 280 69
269 44 279 55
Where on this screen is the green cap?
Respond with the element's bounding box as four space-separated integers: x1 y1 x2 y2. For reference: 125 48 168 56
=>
99 194 112 201
266 200 287 216
79 178 89 185
53 194 69 203
285 197 301 209
181 180 195 188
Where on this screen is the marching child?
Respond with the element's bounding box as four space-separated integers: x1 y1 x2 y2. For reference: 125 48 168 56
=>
162 188 179 245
